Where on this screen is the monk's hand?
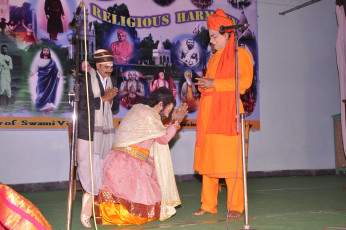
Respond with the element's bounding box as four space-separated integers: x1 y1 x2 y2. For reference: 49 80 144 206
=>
195 77 214 90
172 103 188 123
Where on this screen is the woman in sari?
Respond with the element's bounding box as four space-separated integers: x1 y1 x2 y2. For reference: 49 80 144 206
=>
95 87 187 226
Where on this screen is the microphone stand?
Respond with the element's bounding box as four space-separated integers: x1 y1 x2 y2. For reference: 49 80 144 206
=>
229 26 256 230
66 12 81 230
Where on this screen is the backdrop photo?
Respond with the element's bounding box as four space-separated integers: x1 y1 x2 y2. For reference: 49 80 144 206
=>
0 0 259 130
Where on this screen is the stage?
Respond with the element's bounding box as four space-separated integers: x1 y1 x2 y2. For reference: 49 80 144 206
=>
19 175 346 230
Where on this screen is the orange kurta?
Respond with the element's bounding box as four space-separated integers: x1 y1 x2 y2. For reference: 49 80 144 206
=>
194 46 253 176
194 46 253 213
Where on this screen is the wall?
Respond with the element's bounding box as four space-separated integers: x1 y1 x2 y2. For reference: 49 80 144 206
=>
0 0 340 185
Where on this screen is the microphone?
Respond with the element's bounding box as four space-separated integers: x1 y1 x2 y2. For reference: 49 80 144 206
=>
219 24 249 33
68 1 85 30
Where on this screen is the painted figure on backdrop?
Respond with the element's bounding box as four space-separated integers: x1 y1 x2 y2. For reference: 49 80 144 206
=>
45 0 65 41
70 61 92 93
228 0 253 9
0 18 6 35
241 87 256 116
149 71 177 99
30 47 63 114
119 70 145 109
0 45 13 106
153 0 176 6
191 0 214 9
95 87 188 226
76 49 119 228
22 20 38 46
180 69 200 112
6 21 21 39
179 39 200 67
110 29 133 64
193 9 253 219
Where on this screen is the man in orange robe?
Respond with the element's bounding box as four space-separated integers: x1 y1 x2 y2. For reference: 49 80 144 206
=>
193 8 253 218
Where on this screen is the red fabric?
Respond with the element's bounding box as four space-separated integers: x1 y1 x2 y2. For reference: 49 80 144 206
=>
207 8 234 32
196 34 238 137
207 33 237 136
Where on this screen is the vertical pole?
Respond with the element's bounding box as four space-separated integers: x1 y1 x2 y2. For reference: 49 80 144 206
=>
66 17 81 230
235 28 256 230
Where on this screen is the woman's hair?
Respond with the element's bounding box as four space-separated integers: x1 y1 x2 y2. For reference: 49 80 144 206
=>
140 87 176 108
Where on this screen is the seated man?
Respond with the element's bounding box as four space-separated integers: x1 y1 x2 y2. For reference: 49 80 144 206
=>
95 87 187 226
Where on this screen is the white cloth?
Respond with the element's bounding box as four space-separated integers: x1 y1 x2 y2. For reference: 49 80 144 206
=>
152 142 181 221
77 139 103 195
112 104 166 147
90 68 115 159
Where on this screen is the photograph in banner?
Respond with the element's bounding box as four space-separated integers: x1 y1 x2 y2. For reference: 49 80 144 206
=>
118 70 147 109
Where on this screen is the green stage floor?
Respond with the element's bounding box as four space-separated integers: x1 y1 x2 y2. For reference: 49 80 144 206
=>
20 175 346 230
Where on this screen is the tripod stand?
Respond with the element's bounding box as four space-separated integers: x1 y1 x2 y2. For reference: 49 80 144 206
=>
66 3 83 229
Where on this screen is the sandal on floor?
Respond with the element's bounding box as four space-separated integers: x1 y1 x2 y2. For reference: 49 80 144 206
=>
80 192 93 228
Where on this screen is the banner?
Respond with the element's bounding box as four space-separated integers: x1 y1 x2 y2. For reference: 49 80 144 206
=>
0 0 259 130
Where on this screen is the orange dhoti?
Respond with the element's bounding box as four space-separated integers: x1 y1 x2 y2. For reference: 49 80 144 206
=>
195 117 245 213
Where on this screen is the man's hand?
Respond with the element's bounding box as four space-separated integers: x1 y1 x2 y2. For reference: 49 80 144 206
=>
171 103 188 123
102 87 118 103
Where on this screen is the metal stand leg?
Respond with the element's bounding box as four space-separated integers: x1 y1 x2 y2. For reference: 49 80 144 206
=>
237 113 256 230
66 93 78 230
66 5 82 228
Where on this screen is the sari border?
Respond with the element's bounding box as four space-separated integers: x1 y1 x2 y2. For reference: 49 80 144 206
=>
97 190 161 219
0 189 47 230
